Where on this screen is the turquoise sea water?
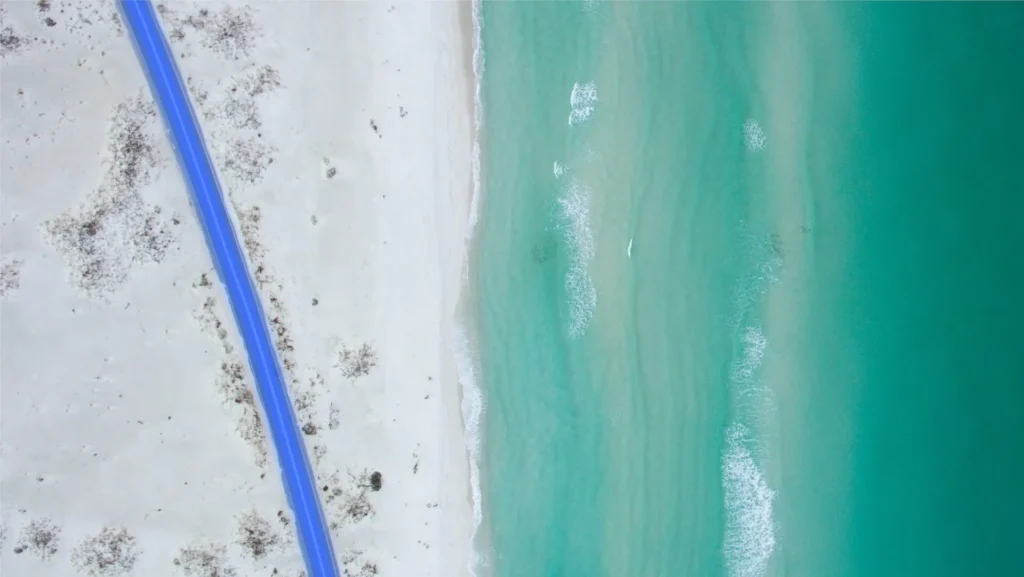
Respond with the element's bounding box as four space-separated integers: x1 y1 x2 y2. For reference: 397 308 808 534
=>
467 3 1024 576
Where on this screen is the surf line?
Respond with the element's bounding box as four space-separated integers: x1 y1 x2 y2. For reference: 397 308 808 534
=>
117 2 341 577
627 238 633 258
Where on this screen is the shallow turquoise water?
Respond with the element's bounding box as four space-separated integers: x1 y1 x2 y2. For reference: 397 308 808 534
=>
470 3 1024 576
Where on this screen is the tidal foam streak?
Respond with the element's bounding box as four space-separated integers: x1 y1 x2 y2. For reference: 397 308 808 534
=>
724 424 777 577
557 178 596 338
569 82 598 126
455 3 486 576
722 255 779 576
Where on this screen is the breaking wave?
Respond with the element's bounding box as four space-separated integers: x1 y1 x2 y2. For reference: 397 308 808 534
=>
454 3 486 576
556 178 597 338
568 81 598 126
723 423 777 577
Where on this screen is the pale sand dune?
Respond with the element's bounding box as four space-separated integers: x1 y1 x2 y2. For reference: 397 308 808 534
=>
1 1 475 576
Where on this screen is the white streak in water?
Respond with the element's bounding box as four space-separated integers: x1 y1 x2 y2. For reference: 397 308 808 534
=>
568 82 598 126
732 326 767 389
454 326 485 574
723 424 777 577
557 178 596 338
464 0 486 250
743 119 767 151
454 3 486 576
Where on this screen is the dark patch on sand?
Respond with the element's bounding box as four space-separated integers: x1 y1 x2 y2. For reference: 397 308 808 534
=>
216 361 268 467
15 518 60 560
71 526 139 576
341 551 379 577
173 543 238 577
235 510 280 561
195 296 233 354
0 259 24 297
161 4 259 60
1 26 29 57
44 95 179 296
221 138 274 184
337 344 378 379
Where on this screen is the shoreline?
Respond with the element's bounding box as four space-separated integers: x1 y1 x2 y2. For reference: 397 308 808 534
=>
1 1 478 576
452 0 488 575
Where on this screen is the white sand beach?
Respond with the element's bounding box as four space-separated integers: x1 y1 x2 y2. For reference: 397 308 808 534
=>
1 1 475 576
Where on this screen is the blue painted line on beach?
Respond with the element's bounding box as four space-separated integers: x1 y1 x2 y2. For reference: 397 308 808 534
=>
117 2 340 576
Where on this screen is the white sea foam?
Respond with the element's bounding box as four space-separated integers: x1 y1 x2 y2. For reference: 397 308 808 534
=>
455 3 486 576
453 324 486 574
553 161 566 178
731 232 784 328
556 178 597 338
723 423 777 577
464 0 486 251
568 81 598 126
743 119 767 151
730 326 777 423
581 144 601 164
731 326 767 387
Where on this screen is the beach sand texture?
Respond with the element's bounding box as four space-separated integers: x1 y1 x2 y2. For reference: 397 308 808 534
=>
1 1 475 576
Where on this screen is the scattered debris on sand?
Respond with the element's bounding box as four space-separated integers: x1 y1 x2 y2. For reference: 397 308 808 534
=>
185 62 306 474
159 4 259 61
173 542 238 577
322 157 337 179
337 343 378 379
106 97 161 193
194 295 234 354
0 259 24 297
316 468 382 531
190 65 281 131
341 551 379 577
301 420 319 437
221 137 274 184
241 64 281 98
328 403 341 430
368 471 383 492
44 95 179 296
1 26 29 57
313 444 328 464
216 361 269 467
71 526 139 576
14 518 61 560
235 510 280 561
233 205 268 285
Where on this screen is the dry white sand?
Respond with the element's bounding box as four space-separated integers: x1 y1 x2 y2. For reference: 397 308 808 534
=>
1 1 476 576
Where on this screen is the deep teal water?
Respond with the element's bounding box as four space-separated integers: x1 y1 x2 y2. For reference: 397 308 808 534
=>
469 3 1024 576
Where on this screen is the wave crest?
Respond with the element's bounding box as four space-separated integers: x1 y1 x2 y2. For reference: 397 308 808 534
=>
568 81 598 126
723 424 777 577
456 3 487 576
556 178 596 338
